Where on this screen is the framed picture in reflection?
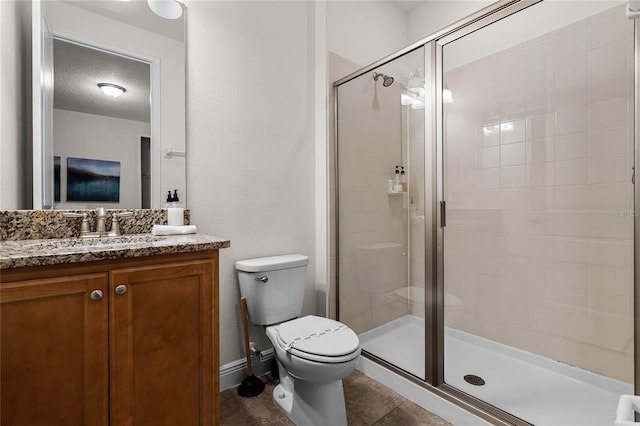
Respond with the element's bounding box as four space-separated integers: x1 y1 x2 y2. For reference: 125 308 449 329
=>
54 156 60 202
66 157 120 202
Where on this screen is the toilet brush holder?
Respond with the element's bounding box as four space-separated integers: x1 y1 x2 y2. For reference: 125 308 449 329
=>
237 297 265 397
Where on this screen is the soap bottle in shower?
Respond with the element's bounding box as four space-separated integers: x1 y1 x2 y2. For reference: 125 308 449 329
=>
394 166 402 192
401 166 407 192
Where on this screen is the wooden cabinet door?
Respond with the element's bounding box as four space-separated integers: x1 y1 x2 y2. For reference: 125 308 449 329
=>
110 258 217 426
0 273 108 426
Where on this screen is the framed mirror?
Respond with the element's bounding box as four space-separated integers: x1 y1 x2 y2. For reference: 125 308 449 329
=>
33 0 186 209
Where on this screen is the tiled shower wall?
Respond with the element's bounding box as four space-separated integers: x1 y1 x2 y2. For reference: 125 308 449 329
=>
337 71 410 334
443 5 634 382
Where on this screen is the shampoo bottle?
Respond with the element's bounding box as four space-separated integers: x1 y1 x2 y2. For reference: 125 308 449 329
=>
401 167 407 192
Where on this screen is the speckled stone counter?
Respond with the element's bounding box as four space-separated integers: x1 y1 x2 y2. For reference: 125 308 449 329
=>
1 209 191 241
0 209 229 269
1 233 231 269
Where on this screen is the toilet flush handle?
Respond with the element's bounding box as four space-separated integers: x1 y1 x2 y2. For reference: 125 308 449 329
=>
255 276 269 283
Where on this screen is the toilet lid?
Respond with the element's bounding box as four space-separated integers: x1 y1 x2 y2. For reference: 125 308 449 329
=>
277 315 359 358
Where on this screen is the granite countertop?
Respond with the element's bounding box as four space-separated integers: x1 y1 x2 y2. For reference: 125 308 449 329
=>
0 233 231 269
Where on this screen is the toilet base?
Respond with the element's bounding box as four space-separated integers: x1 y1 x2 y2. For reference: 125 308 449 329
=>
272 376 348 426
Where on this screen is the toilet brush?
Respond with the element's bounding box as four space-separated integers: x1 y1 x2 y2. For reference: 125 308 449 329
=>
237 297 265 397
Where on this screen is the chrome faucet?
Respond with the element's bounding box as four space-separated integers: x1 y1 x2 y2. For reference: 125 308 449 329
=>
108 211 133 237
96 207 107 236
63 208 133 238
62 211 92 237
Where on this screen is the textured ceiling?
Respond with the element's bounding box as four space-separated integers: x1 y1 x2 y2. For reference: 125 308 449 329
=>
54 39 151 122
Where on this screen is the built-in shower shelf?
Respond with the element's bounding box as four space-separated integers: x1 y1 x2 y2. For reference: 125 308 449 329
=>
387 179 406 195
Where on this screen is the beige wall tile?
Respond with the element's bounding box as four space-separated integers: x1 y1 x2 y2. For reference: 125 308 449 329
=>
590 126 628 157
589 41 627 76
555 133 588 161
555 53 588 86
555 79 588 110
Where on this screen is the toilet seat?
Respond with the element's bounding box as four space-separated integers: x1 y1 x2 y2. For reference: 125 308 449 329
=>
275 315 360 364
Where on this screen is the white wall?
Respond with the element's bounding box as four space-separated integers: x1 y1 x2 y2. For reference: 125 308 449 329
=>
185 0 317 365
45 0 186 206
1 0 32 209
327 1 409 79
408 1 496 44
53 109 149 209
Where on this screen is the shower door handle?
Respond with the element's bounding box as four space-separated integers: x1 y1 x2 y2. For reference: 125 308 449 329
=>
440 201 446 228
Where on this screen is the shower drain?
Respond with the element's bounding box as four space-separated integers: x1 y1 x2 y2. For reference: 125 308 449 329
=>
463 374 485 386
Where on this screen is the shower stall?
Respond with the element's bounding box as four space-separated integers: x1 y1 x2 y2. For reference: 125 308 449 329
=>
334 1 638 425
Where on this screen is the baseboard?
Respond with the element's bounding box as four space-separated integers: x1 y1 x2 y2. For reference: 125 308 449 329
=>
219 349 275 391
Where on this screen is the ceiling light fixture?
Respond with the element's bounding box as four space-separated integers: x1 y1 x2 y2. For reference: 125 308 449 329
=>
98 83 126 98
147 0 183 19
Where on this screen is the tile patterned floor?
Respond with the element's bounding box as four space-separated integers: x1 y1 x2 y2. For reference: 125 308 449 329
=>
220 370 453 425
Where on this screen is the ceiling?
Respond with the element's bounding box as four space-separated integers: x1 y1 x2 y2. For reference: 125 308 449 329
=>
60 0 184 42
54 39 151 122
391 1 429 12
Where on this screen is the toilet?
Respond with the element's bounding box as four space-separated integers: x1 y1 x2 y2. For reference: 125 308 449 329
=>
235 254 361 426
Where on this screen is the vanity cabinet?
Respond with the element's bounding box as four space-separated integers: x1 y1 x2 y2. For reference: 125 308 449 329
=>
0 251 220 426
1 273 109 425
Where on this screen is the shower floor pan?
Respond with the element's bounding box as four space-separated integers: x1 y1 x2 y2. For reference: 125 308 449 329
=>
359 315 632 426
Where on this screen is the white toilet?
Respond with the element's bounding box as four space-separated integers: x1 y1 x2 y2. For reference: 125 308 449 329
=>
235 254 361 426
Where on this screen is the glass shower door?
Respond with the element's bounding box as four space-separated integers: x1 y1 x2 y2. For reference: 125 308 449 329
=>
439 2 635 424
336 47 429 380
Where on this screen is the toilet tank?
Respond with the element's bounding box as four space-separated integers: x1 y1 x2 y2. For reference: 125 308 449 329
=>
235 254 309 325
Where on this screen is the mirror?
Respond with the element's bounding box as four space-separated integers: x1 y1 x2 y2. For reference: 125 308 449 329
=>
33 0 186 209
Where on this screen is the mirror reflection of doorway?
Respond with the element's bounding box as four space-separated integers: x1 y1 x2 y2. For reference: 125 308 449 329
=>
52 38 151 208
140 136 151 209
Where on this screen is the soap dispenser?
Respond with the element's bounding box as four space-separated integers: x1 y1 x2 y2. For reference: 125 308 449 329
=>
166 189 184 226
165 191 173 206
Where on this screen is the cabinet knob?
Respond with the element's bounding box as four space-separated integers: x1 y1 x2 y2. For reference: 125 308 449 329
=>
115 284 128 295
90 290 104 301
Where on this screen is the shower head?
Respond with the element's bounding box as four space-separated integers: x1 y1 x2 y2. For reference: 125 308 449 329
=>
373 72 394 87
